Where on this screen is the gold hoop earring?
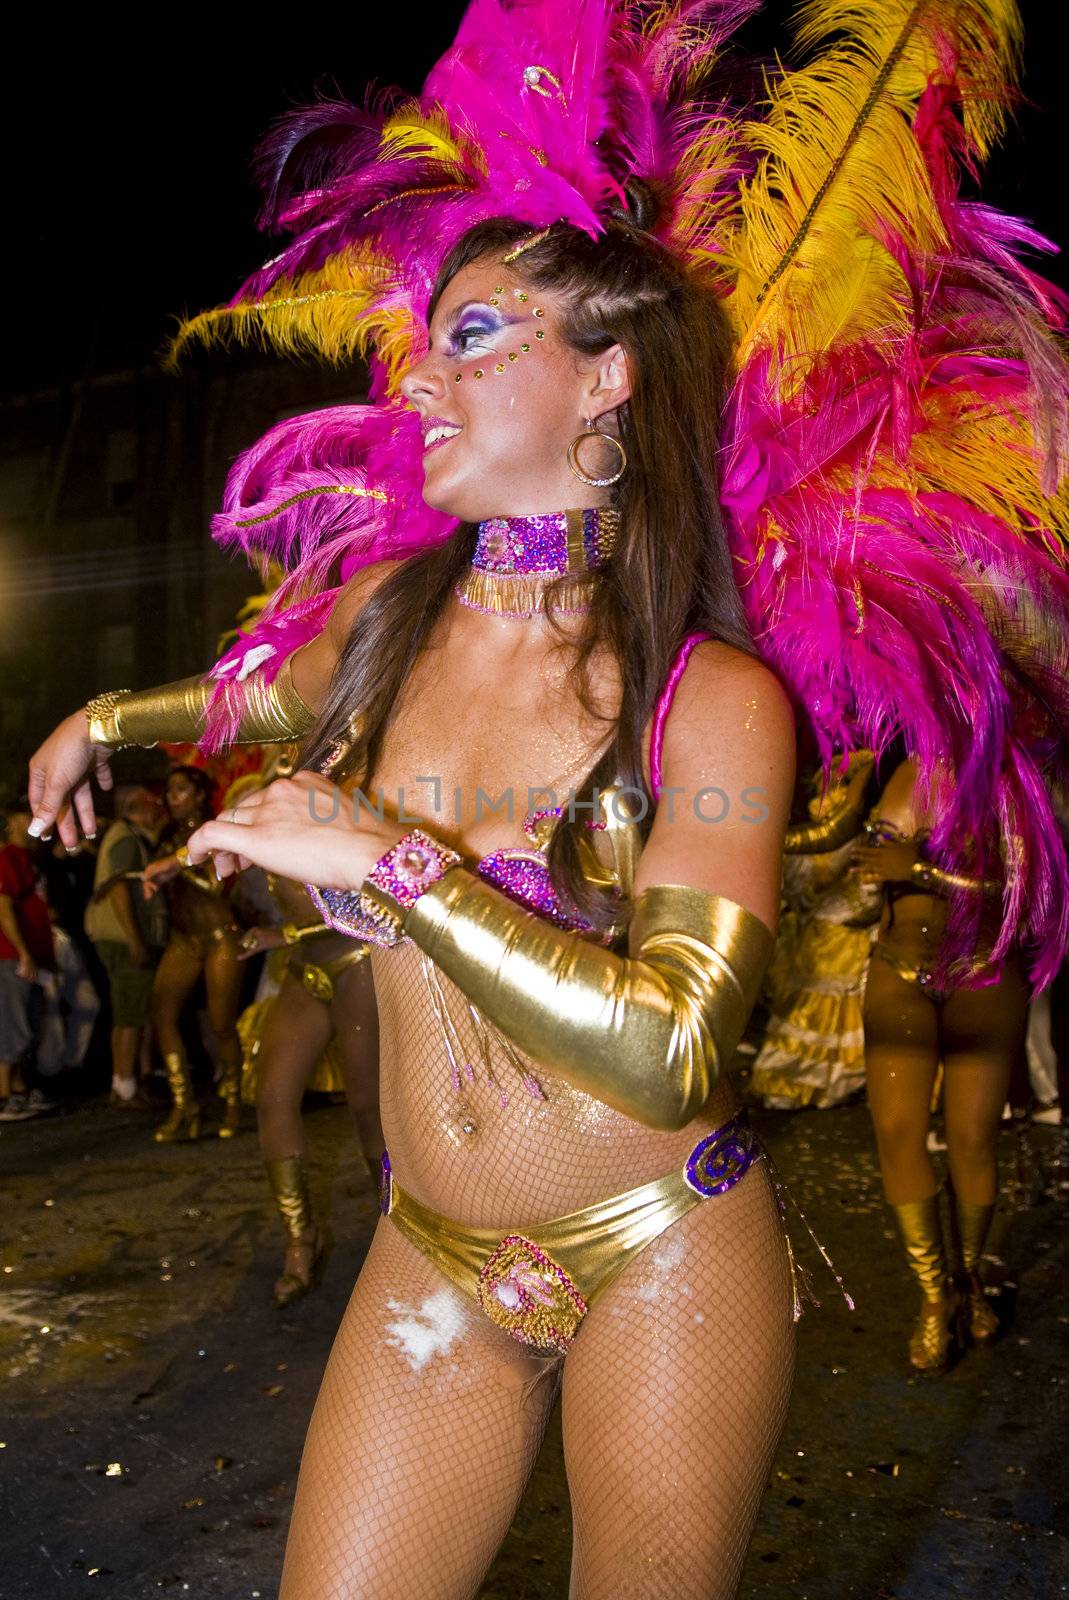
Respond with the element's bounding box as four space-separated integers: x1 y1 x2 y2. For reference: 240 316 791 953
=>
567 419 627 488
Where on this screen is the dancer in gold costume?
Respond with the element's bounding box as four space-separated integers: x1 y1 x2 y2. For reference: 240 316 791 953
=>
238 857 382 1305
24 2 1069 1593
852 758 1027 1373
141 765 247 1143
752 753 880 1110
25 226 798 1599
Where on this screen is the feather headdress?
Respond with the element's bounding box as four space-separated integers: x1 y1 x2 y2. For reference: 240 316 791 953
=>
183 0 1069 992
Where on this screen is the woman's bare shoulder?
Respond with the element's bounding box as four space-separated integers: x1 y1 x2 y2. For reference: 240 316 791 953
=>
665 639 795 749
329 559 405 641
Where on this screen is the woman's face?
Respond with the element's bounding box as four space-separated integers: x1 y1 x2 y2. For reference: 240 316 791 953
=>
165 773 204 825
399 257 626 523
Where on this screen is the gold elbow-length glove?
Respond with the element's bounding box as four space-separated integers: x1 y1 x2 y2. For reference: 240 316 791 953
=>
783 799 864 855
908 858 1002 897
399 871 775 1132
85 655 315 749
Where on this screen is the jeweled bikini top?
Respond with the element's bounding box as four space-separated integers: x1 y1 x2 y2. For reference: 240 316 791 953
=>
454 505 619 619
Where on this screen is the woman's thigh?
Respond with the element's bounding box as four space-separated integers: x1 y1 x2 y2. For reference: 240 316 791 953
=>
151 940 202 1029
255 979 333 1156
862 958 941 1143
280 1216 559 1600
561 1161 795 1600
202 940 244 1037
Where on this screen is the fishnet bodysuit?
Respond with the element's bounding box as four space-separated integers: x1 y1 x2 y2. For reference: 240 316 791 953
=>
280 618 796 1599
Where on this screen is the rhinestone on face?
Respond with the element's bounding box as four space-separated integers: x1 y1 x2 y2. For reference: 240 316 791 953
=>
454 373 463 382
495 362 505 373
474 369 484 379
535 331 545 340
508 352 518 362
520 342 530 352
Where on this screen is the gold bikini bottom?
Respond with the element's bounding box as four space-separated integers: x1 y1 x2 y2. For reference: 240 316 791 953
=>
873 944 998 1004
287 941 369 1003
171 923 242 961
380 1115 760 1355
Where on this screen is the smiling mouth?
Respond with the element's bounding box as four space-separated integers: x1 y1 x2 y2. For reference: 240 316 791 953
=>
423 424 463 454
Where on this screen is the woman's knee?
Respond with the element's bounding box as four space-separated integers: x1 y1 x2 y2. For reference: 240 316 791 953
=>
868 1101 928 1157
944 1118 999 1173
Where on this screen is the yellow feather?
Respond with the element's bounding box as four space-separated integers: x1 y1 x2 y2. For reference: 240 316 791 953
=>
166 246 417 390
380 102 468 168
724 0 1024 373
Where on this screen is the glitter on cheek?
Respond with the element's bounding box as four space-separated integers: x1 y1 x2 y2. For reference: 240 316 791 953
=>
383 1288 468 1372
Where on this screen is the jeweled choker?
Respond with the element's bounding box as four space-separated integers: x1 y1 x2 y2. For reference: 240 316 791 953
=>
454 506 619 619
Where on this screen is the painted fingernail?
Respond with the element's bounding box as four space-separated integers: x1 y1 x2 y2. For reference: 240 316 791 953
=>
27 818 46 838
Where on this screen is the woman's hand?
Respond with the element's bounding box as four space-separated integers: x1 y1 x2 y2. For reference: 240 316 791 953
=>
140 857 182 900
848 838 920 885
186 772 409 891
27 711 114 850
237 926 286 961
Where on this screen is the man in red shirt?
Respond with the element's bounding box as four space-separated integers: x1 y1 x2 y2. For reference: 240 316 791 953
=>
0 796 57 1120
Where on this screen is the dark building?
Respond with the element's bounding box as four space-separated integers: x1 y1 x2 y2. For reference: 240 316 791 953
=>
0 353 366 797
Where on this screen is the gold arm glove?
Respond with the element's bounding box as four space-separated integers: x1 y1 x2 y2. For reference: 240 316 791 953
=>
909 859 1002 897
281 920 333 946
85 656 315 749
783 799 864 855
402 871 775 1132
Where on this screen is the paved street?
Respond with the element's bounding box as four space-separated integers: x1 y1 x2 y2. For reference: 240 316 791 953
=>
2 1094 1067 1599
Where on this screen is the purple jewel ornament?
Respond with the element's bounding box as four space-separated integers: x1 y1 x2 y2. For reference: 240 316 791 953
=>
684 1117 759 1197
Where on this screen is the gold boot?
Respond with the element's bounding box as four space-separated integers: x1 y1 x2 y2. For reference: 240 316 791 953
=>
154 1052 200 1143
890 1194 961 1374
955 1198 999 1345
265 1155 322 1308
217 1051 243 1140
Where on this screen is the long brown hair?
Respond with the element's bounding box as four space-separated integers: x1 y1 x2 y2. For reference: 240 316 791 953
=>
304 198 760 932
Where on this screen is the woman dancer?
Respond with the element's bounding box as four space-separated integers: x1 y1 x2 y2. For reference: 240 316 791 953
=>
752 752 880 1110
239 865 382 1306
851 757 1028 1372
24 3 1069 1593
141 765 246 1142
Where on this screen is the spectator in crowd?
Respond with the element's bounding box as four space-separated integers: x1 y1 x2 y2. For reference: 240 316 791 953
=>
0 796 57 1120
85 786 167 1106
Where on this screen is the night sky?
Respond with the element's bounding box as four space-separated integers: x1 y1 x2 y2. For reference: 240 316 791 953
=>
4 4 1063 398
